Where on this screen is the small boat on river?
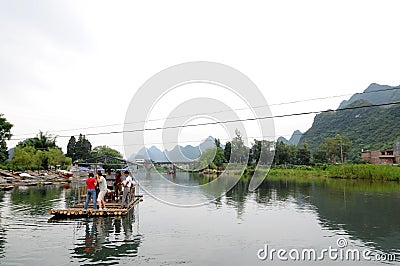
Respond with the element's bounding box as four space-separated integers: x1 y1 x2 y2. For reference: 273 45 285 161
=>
49 155 143 218
48 189 143 218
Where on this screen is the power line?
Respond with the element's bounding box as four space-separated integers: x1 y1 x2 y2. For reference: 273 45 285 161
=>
10 85 400 138
9 99 400 141
109 123 386 148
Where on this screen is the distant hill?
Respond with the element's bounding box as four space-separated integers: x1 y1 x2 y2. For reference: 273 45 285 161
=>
277 130 302 146
299 83 400 160
338 83 400 109
277 136 290 145
130 136 218 162
289 130 302 146
148 146 168 162
166 145 201 162
7 148 14 161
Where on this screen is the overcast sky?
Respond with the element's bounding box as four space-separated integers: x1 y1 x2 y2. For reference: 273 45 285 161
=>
1 0 400 157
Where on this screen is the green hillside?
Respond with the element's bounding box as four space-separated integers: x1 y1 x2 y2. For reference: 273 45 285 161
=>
338 83 400 109
299 99 400 161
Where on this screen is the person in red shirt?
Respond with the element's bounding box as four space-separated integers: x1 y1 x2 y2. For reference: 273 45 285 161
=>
84 173 98 210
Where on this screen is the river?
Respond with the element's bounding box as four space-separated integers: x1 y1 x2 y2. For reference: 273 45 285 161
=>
0 172 399 265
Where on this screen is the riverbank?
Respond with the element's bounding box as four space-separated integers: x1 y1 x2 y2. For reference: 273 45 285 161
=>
0 169 75 191
268 164 400 181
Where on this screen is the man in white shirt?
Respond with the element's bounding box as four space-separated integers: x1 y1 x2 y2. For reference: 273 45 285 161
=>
121 170 135 208
96 172 108 210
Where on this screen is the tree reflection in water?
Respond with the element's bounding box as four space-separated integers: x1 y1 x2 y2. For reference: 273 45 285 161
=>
194 173 400 258
254 177 400 257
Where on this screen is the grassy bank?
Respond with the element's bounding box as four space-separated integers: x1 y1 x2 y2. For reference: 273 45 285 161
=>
268 166 328 178
265 173 400 193
327 164 400 181
267 164 400 181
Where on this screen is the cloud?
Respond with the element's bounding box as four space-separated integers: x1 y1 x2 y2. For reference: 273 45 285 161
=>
0 0 91 97
0 0 90 50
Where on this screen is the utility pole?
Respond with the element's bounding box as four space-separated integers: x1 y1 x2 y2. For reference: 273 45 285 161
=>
340 140 344 164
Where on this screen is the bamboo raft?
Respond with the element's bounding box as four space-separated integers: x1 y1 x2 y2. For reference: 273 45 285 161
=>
48 194 143 218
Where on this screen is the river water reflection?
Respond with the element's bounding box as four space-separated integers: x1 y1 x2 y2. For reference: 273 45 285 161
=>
0 172 399 265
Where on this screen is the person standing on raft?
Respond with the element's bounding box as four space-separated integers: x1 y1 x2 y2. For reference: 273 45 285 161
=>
84 173 98 210
121 170 134 208
97 172 107 210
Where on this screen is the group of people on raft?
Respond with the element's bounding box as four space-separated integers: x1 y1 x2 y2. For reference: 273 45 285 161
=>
83 170 135 210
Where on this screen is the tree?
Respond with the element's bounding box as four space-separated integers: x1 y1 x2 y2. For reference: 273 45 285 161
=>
74 134 92 161
214 138 221 148
0 114 13 164
11 146 40 170
249 139 274 166
322 134 352 163
273 141 297 165
296 143 311 165
22 131 57 150
37 149 49 169
47 148 68 167
213 147 226 167
90 145 123 158
313 149 328 164
67 136 76 160
11 145 71 170
9 130 72 170
224 141 231 162
231 130 249 163
199 148 216 169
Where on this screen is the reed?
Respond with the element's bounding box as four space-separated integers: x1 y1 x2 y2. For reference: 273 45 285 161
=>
264 164 400 181
327 164 400 181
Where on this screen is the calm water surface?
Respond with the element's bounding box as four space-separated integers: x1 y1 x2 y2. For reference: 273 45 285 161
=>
0 172 399 265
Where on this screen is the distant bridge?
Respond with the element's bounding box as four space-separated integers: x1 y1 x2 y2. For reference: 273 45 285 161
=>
76 155 201 174
141 161 201 174
150 161 198 165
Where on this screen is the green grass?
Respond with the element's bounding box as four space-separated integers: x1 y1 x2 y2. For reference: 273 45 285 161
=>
327 164 400 181
267 165 328 179
265 164 400 181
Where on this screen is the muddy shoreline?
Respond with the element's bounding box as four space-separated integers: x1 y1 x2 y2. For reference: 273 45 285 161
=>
0 169 87 191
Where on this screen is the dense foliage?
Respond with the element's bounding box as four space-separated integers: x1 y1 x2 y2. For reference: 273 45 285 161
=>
67 134 92 161
19 131 57 150
88 145 124 170
8 132 72 170
90 145 122 158
299 99 400 161
10 145 71 170
0 114 13 164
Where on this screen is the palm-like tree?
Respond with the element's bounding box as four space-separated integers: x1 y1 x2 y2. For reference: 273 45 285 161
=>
25 131 57 150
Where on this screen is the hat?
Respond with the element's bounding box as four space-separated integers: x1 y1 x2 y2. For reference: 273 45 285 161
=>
124 170 130 174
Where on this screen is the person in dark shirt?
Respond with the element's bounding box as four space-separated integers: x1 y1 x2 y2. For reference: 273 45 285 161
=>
114 170 123 202
84 173 98 210
95 171 101 201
